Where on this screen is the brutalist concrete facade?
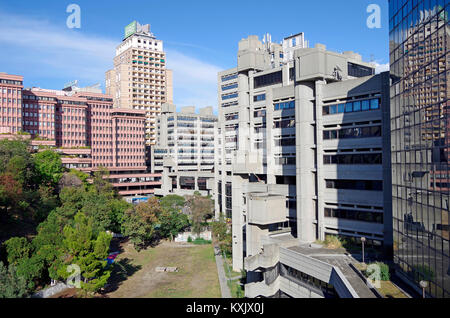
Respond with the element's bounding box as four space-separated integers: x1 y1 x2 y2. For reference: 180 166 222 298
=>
215 34 392 297
152 103 217 197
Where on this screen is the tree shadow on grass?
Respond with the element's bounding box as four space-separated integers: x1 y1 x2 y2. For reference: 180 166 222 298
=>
102 258 142 295
109 237 127 254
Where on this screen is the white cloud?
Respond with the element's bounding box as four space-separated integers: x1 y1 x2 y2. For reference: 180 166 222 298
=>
0 11 116 84
166 50 221 110
0 10 222 110
373 62 390 74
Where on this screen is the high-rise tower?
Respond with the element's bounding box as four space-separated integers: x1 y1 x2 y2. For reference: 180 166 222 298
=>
389 0 449 298
106 21 173 146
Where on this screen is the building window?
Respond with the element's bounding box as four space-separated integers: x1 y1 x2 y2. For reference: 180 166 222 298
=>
253 109 266 118
324 207 383 224
323 98 380 115
222 83 238 91
222 74 238 82
323 153 382 165
222 93 238 101
325 179 383 191
348 62 374 77
274 101 295 111
323 125 382 140
254 71 282 89
274 119 295 128
253 94 266 102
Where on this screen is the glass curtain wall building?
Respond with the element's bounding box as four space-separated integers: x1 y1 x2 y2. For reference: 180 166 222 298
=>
389 0 449 297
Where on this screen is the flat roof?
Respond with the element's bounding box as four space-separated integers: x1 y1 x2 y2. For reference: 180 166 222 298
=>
284 32 304 40
287 244 377 298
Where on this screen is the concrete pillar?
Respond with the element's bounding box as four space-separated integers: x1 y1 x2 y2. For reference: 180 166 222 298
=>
315 80 326 241
161 166 171 194
232 175 246 272
295 81 317 243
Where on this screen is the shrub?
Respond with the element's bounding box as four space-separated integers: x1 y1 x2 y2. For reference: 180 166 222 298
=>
193 238 212 245
364 262 390 281
187 236 193 243
324 235 345 249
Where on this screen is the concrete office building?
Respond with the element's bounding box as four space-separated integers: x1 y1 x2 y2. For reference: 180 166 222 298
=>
105 21 173 146
152 103 217 197
215 34 392 297
0 72 162 198
389 0 449 297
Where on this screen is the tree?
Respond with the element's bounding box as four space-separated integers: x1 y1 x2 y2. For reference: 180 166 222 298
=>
121 199 160 251
0 173 23 214
34 185 59 223
59 184 130 234
107 199 132 234
185 193 214 235
4 237 32 266
6 155 33 188
92 167 114 196
0 262 28 298
0 140 59 225
160 195 185 213
33 150 63 186
68 169 90 184
56 187 86 221
3 237 47 293
219 231 232 257
54 171 130 234
58 172 83 191
211 214 231 256
135 197 161 222
211 215 228 242
80 187 115 233
32 210 66 282
158 210 190 241
15 254 46 292
56 213 112 294
0 139 31 174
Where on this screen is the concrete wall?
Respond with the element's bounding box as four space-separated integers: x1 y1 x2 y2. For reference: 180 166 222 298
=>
216 35 390 275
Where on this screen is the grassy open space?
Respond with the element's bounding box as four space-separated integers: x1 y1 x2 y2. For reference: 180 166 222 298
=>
105 240 221 298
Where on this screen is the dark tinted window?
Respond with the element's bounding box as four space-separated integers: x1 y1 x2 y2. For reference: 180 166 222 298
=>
348 62 374 77
254 71 282 88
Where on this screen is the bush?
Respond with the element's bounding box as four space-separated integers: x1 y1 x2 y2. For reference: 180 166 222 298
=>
323 235 345 249
364 262 390 281
192 238 212 245
219 232 232 257
187 236 193 243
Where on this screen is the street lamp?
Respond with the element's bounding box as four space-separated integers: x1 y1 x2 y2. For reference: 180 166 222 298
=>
419 280 428 299
361 237 366 264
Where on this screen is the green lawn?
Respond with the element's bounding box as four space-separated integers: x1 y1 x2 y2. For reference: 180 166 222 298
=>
107 241 221 298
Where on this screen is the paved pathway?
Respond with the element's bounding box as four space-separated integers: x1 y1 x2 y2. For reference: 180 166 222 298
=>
214 246 232 298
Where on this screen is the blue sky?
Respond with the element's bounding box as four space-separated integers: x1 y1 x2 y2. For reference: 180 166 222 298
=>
0 0 389 111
